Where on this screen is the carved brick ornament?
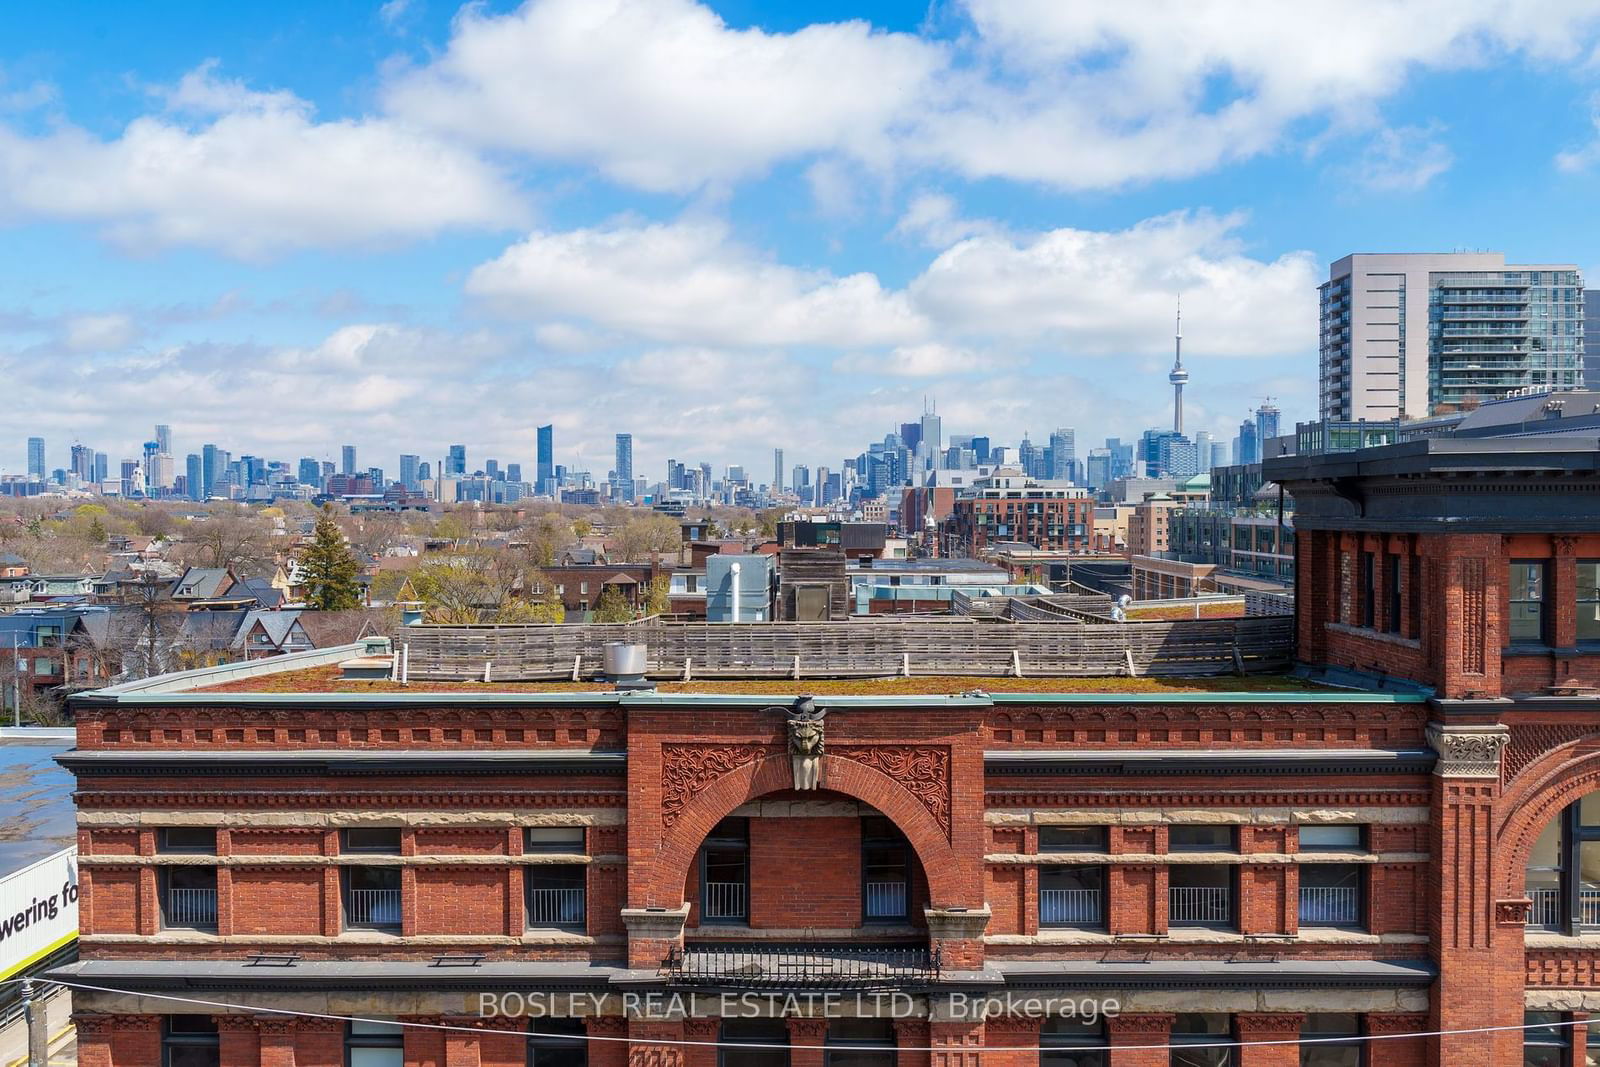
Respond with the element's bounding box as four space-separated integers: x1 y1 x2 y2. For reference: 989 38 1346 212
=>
1427 723 1510 778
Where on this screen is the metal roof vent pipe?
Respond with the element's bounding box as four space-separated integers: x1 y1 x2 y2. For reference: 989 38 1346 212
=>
604 642 652 691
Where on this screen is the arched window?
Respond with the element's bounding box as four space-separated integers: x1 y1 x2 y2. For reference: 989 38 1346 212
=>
1525 796 1600 933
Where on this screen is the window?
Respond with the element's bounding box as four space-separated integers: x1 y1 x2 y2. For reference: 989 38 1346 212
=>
1299 865 1363 929
347 1019 404 1067
1039 826 1107 853
1298 826 1365 852
700 817 749 923
159 827 217 854
527 865 586 930
1525 796 1600 933
526 828 586 854
1169 866 1233 929
1385 554 1402 634
1169 826 1235 852
720 1018 788 1067
342 828 402 854
1169 1014 1232 1067
1040 866 1103 929
1522 1011 1569 1066
1299 1014 1361 1067
529 1018 588 1067
1359 552 1375 629
826 1019 894 1067
1578 562 1600 644
861 817 910 923
1040 1016 1107 1067
1509 561 1549 645
160 867 218 930
163 1015 220 1067
343 866 402 930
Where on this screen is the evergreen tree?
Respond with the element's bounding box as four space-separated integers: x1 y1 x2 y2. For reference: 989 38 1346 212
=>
591 584 635 623
301 504 363 611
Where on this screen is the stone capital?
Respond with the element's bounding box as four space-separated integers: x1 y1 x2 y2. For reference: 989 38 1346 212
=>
923 906 991 942
620 904 691 941
1426 723 1510 778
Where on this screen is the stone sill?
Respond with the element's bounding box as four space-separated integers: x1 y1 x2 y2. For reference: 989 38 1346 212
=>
83 931 620 947
1325 623 1422 650
987 930 1424 946
985 852 1427 866
1524 932 1600 949
986 806 1431 826
78 854 624 867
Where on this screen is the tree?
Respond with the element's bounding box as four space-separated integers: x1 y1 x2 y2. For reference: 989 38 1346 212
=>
182 510 271 569
642 576 670 617
614 514 682 563
522 513 575 568
411 549 529 623
300 505 363 611
591 584 635 623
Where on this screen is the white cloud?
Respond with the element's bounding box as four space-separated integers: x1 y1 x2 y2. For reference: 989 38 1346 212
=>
376 0 1600 194
924 0 1600 188
910 210 1318 357
1557 96 1600 172
893 192 1003 248
62 313 139 352
871 343 990 378
382 0 943 192
0 65 525 258
466 219 927 347
1343 124 1454 191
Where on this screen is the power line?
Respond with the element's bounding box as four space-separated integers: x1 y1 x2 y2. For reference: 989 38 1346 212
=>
29 978 1593 1053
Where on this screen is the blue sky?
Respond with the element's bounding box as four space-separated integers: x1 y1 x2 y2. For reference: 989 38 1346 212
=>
3 0 1599 482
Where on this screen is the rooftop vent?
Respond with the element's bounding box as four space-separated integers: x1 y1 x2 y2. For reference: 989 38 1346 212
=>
604 642 652 691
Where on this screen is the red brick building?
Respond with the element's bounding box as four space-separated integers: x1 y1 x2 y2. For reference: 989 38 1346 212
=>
47 434 1600 1066
946 472 1092 557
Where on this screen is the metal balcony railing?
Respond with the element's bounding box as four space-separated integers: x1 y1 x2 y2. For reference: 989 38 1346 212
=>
163 887 217 928
703 881 748 921
1527 886 1600 929
528 887 585 927
1040 888 1101 926
864 881 907 920
345 888 402 927
1298 885 1360 926
1170 885 1231 924
664 943 939 990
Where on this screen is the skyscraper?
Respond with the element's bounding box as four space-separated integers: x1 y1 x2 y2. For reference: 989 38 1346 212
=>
202 444 221 499
1048 428 1076 482
773 448 784 492
26 437 44 478
155 424 172 455
186 454 204 501
399 454 420 491
342 445 357 476
447 445 466 476
1255 402 1281 453
1194 430 1214 471
614 434 634 502
1238 417 1260 466
298 458 322 489
1169 299 1188 434
1585 289 1598 388
94 452 108 484
537 425 554 495
1319 252 1584 420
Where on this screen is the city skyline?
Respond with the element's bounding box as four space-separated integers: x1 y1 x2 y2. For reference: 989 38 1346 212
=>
5 4 1600 480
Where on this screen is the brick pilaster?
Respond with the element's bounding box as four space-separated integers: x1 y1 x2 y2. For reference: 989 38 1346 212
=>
787 1016 827 1067
1234 1013 1301 1066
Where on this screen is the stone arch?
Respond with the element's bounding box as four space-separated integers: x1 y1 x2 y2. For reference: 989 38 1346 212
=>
641 753 966 908
1495 745 1600 898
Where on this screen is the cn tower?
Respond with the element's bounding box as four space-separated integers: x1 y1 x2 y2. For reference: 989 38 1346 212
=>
1169 298 1188 434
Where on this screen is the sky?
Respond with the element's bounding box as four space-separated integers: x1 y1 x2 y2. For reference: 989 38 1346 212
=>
3 0 1600 483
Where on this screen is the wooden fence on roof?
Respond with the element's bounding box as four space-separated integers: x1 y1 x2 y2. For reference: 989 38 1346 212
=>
395 614 1293 682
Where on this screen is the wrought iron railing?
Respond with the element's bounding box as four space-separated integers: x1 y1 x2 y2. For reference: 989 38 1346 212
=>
345 887 403 927
663 944 939 990
1040 888 1101 926
865 881 908 920
1170 885 1231 924
703 881 748 921
528 887 585 927
163 887 217 928
1298 886 1360 926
